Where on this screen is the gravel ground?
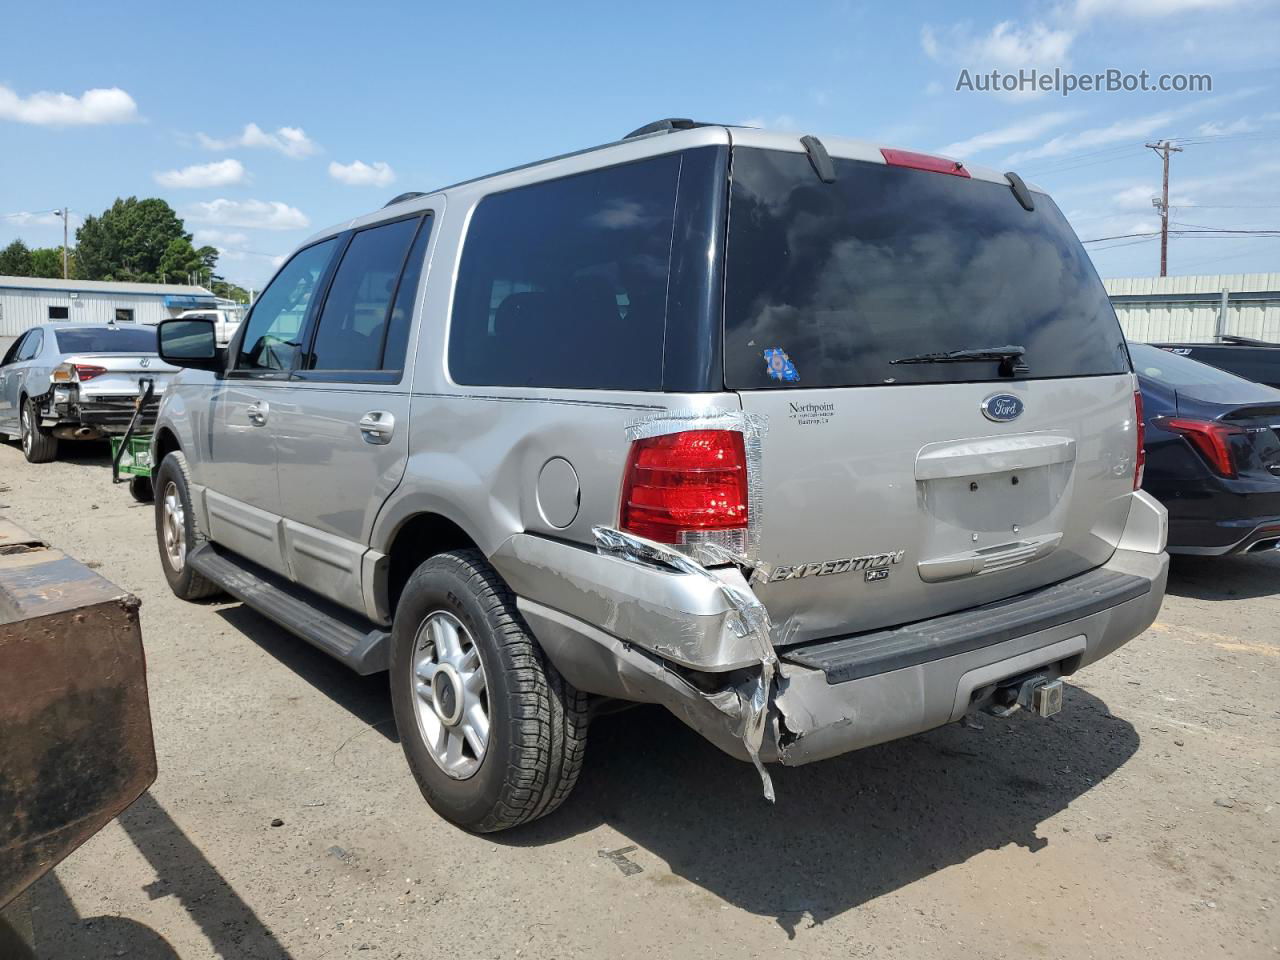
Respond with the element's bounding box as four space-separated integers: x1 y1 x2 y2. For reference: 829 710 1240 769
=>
1 439 1276 959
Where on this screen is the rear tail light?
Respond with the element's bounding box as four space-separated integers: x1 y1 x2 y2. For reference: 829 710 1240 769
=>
52 363 107 383
1133 389 1146 489
880 148 971 178
1159 416 1242 478
619 430 748 548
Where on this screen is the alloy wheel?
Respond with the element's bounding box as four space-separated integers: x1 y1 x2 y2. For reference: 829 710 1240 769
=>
411 611 489 779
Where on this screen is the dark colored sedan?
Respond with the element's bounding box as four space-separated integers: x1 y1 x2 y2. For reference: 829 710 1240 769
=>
1131 342 1280 555
1148 336 1280 389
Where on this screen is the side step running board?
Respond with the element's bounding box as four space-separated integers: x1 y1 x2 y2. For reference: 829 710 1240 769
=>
188 544 390 675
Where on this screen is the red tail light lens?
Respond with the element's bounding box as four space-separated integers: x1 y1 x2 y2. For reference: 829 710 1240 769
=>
1159 416 1242 478
74 364 107 382
1133 389 1146 489
52 362 107 383
880 148 971 178
619 430 748 545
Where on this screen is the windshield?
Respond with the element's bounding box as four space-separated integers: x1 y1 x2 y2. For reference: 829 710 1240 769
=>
723 148 1131 389
1129 342 1255 388
55 326 158 353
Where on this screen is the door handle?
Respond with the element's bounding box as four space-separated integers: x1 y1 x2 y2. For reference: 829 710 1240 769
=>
246 400 269 425
359 410 395 444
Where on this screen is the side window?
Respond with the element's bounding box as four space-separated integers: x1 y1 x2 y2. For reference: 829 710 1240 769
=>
382 216 433 372
448 154 681 390
48 306 69 320
305 216 425 373
236 238 338 372
3 332 30 365
17 330 43 361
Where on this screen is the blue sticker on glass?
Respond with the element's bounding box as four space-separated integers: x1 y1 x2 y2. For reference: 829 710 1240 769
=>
763 348 800 383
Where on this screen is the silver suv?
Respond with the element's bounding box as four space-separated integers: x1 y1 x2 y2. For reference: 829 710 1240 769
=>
151 120 1169 832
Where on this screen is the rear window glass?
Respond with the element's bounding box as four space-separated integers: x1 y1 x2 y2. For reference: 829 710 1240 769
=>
1129 342 1254 387
724 148 1130 389
55 327 157 353
448 154 681 390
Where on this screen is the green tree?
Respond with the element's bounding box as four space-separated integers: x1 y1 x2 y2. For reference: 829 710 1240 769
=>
0 239 33 276
210 276 251 303
76 197 204 283
158 236 202 283
29 246 69 279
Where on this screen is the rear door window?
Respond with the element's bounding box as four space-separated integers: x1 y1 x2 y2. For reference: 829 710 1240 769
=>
724 148 1130 389
448 154 681 390
303 216 427 375
16 329 42 360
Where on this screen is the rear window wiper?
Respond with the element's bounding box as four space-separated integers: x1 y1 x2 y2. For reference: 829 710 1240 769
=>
890 344 1029 377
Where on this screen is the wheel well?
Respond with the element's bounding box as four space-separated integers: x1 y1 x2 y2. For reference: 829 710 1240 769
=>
385 513 479 615
153 427 181 464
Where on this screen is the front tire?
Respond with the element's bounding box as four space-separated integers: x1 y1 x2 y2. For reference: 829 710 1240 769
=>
153 451 221 600
389 549 589 832
20 397 57 463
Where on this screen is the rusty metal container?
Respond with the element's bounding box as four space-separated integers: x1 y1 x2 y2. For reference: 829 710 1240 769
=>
0 518 157 909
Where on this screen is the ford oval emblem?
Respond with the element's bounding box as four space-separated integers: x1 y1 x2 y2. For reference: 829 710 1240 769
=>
981 393 1024 422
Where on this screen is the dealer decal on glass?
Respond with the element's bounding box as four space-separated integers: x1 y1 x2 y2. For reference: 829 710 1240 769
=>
763 348 799 383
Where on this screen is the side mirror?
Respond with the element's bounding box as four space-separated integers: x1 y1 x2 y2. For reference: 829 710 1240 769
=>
158 318 224 372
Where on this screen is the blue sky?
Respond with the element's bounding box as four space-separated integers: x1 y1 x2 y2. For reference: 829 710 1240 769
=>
1 0 1277 290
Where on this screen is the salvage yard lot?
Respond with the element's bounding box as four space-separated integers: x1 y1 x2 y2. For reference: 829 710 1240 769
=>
2 440 1276 960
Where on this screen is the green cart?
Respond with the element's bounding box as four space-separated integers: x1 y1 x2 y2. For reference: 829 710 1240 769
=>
110 378 157 503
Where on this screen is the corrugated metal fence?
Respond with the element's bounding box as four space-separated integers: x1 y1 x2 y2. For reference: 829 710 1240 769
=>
1105 273 1280 343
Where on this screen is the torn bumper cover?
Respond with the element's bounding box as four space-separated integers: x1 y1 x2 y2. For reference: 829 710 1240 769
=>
499 492 1169 792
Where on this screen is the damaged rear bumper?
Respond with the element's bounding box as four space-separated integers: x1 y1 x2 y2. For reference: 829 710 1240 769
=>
494 491 1169 774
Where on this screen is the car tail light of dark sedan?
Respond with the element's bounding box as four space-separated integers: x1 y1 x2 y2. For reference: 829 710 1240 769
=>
1157 417 1244 478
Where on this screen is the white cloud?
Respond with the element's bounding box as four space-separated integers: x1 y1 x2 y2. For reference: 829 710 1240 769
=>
1007 109 1180 163
328 159 396 187
1007 88 1263 164
738 114 798 131
937 111 1077 159
154 158 247 189
196 122 319 158
187 199 310 231
921 21 1075 69
2 210 63 226
1073 0 1250 20
192 229 250 250
1112 185 1160 210
0 85 137 126
1196 117 1261 136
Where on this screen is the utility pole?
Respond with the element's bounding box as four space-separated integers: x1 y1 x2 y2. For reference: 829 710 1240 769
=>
52 207 69 278
1146 141 1183 278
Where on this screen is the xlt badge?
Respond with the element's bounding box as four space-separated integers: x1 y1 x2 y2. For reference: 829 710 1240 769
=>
766 550 905 583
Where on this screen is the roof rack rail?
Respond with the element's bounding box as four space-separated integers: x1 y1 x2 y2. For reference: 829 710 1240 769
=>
623 118 704 139
383 191 427 208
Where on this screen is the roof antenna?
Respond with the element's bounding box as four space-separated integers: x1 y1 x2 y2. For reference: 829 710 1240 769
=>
800 135 836 184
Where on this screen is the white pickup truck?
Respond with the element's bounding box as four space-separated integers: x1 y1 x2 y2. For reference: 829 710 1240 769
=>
176 308 243 346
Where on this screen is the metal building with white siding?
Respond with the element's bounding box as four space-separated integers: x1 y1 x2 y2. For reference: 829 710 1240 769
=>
1105 273 1280 343
0 276 219 340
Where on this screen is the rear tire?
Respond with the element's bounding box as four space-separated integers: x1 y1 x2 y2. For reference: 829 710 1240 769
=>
19 397 57 463
153 451 221 601
389 549 589 832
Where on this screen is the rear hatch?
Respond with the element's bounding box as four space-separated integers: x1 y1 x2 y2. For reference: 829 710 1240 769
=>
723 144 1139 645
53 326 177 397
